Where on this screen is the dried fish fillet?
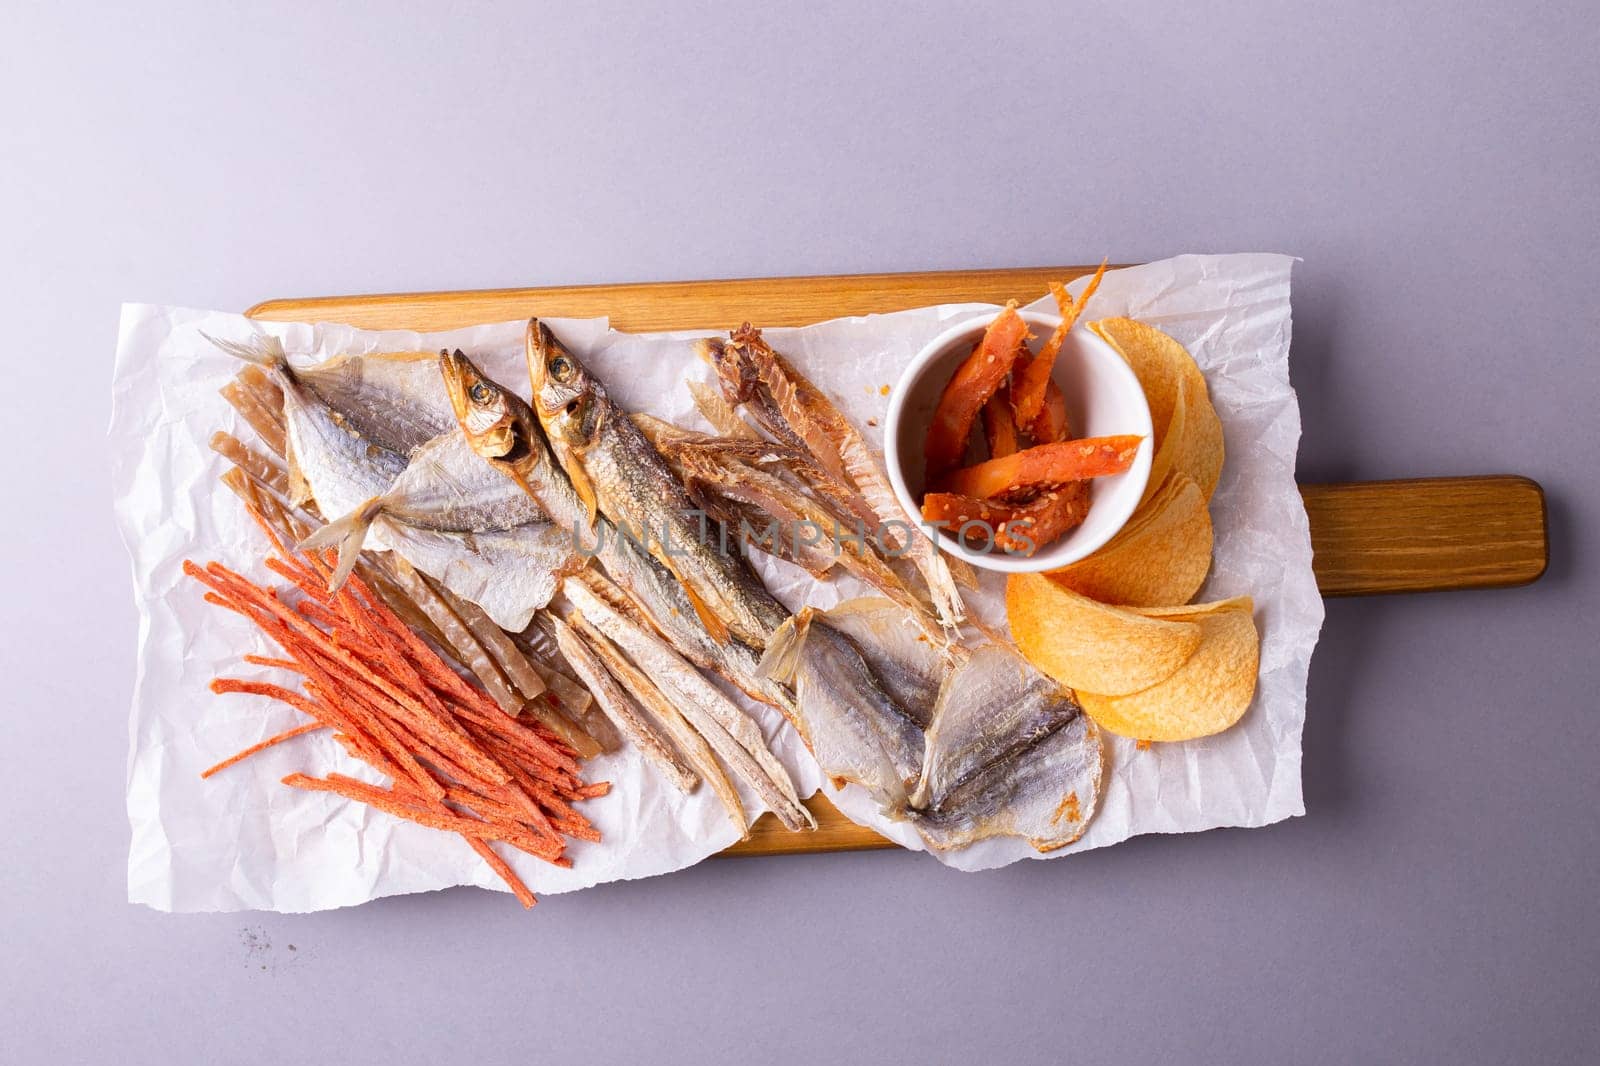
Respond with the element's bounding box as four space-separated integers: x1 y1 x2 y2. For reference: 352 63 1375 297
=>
572 615 748 837
704 326 969 628
762 600 941 812
909 644 1104 853
563 578 814 831
377 519 580 634
553 617 698 793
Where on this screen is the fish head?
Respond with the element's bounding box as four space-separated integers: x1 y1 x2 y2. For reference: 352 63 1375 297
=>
438 349 538 466
522 320 604 526
525 319 602 445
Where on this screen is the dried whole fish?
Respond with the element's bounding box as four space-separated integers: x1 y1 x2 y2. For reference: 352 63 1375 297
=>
639 418 940 631
528 319 788 648
439 348 796 713
301 426 553 589
207 333 455 456
212 335 408 523
702 325 970 628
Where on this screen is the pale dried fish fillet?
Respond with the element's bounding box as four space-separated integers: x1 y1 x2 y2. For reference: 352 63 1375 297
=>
375 519 581 634
379 555 529 719
805 598 948 726
415 572 545 703
553 617 698 793
210 431 290 498
219 365 288 456
762 600 939 812
910 713 1102 854
563 578 814 831
572 615 747 838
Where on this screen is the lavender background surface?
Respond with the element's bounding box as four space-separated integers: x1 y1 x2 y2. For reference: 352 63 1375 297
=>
4 3 1596 1063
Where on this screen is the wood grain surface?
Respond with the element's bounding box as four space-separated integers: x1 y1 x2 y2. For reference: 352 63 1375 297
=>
249 268 1549 858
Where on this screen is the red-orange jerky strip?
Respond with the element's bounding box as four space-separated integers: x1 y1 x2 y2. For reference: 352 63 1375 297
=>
200 722 326 779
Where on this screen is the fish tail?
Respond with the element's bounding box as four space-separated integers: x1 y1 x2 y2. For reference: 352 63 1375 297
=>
200 330 288 370
757 607 815 684
298 496 385 591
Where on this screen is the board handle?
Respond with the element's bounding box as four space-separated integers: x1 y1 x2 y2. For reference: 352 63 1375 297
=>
1300 475 1547 595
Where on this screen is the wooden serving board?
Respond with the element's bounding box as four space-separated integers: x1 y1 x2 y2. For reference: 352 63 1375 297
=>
250 266 1549 857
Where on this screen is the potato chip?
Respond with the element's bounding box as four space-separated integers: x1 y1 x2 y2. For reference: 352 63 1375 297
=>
1143 379 1187 506
1091 317 1224 500
1077 601 1259 741
1135 595 1252 620
1046 473 1212 606
1006 573 1204 696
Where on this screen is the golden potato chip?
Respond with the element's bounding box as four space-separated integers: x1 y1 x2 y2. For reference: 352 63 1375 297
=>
1077 603 1259 741
1136 595 1252 620
1091 317 1224 500
1046 473 1212 606
1143 381 1187 506
1006 573 1204 696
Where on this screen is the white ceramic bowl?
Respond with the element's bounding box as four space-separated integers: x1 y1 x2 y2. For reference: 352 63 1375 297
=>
883 310 1154 574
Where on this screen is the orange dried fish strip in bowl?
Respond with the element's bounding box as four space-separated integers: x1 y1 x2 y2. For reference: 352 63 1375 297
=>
981 396 1021 458
935 435 1143 501
1009 261 1107 426
923 303 1030 477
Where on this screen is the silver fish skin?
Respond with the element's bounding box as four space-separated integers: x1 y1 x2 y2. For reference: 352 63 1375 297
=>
206 334 456 456
761 600 942 811
528 319 788 648
911 643 1083 811
909 712 1102 853
300 427 573 597
367 431 546 532
907 643 1103 853
259 351 408 521
301 428 552 588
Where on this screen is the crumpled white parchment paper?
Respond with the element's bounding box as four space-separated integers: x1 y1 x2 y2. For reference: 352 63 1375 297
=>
112 252 1319 911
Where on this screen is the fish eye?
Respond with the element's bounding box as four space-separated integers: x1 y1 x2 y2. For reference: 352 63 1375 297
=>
469 382 492 404
550 355 572 380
